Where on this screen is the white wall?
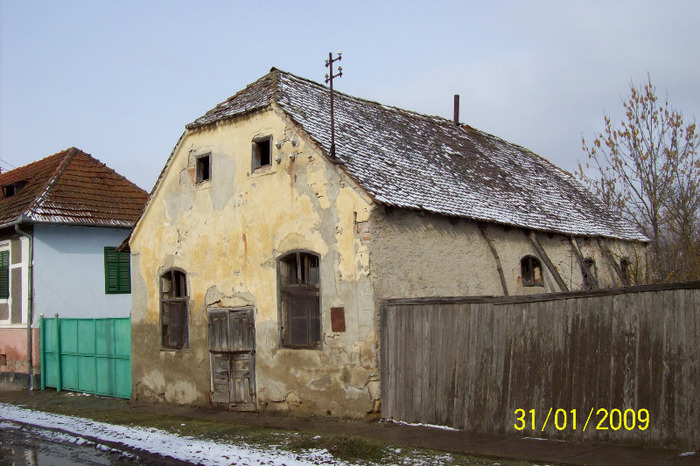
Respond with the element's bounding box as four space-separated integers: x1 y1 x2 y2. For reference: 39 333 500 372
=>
33 224 133 323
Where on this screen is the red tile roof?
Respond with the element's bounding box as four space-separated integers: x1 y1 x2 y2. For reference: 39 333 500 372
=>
0 147 148 228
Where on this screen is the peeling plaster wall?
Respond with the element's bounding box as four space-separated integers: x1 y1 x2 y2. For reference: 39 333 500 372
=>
130 106 378 416
368 209 503 298
368 209 647 300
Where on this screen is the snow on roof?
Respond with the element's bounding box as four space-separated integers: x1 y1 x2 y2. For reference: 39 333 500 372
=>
0 148 148 228
187 68 646 242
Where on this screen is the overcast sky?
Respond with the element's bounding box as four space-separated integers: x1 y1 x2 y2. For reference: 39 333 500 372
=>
1 1 699 191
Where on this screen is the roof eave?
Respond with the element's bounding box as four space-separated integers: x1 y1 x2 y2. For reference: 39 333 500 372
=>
18 217 135 229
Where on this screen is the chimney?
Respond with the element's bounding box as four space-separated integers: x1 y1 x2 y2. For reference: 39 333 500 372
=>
453 94 460 125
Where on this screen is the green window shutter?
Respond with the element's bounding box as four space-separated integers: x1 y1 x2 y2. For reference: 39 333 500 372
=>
104 247 131 294
118 252 131 293
0 250 9 299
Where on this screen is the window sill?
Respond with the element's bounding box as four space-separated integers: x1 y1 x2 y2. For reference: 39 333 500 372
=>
0 323 29 329
249 165 274 177
279 344 322 351
159 347 189 353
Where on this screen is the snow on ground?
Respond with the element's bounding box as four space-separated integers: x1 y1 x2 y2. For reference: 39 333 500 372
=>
0 403 347 465
384 419 460 432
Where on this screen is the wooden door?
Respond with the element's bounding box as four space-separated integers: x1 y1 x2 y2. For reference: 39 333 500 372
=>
208 308 256 411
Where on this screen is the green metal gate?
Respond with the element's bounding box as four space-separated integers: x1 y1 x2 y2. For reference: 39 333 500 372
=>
40 316 131 399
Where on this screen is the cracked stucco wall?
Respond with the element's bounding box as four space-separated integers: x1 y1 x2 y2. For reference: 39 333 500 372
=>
130 106 379 416
368 208 647 300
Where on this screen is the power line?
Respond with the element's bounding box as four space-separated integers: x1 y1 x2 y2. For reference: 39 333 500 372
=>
0 159 17 172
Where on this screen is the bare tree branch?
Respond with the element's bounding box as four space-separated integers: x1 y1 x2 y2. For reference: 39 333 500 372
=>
578 76 700 282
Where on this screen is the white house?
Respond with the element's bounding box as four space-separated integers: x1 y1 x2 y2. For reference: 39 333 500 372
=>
0 147 148 389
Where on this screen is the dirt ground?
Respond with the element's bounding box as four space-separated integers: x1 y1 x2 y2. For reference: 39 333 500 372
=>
0 388 697 466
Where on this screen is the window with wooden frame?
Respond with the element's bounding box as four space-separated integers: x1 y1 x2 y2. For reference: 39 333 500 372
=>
161 269 188 350
581 257 598 290
620 258 630 284
104 247 131 294
279 251 320 349
0 250 9 299
195 153 211 183
521 255 543 287
252 136 272 171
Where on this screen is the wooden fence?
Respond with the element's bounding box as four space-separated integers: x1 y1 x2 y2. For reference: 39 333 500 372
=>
380 282 700 449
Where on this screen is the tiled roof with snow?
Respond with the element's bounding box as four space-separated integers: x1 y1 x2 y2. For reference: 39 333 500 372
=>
0 148 149 228
188 69 647 242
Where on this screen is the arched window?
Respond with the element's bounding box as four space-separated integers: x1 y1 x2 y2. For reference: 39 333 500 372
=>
521 255 543 287
581 258 598 290
279 251 320 349
620 258 630 285
161 269 188 350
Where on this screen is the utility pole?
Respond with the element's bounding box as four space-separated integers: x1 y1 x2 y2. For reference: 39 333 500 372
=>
324 51 342 158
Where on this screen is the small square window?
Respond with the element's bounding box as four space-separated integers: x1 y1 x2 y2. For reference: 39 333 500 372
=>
196 154 211 183
3 181 26 198
252 137 272 171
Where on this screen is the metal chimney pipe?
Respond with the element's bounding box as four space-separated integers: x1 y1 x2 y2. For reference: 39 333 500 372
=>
453 94 460 125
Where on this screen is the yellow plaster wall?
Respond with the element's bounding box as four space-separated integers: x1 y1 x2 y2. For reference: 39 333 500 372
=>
130 107 377 416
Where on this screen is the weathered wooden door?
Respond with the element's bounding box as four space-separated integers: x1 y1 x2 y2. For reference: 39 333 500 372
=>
208 308 256 411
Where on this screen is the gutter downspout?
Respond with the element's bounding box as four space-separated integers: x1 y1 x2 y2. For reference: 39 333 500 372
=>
14 222 34 391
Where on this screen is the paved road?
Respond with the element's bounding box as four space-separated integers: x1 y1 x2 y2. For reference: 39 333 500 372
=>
0 421 140 465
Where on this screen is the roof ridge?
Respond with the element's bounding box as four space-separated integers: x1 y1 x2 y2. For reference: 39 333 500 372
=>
461 124 574 177
189 69 278 126
25 147 79 219
270 67 282 105
275 69 457 127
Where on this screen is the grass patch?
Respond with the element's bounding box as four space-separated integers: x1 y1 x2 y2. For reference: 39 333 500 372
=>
289 434 385 463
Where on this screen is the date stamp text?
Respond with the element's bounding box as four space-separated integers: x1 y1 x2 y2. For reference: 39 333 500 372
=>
514 408 650 432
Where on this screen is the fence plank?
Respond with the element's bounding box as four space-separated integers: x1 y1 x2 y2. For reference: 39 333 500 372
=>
381 286 699 450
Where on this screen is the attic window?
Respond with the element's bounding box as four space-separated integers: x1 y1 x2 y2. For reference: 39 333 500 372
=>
3 181 27 198
196 154 211 183
252 137 272 171
521 255 543 287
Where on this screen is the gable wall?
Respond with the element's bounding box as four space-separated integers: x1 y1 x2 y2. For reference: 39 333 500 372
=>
368 208 646 300
130 107 379 416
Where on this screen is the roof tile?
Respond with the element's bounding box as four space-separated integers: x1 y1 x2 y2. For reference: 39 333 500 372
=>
187 69 647 242
0 148 148 228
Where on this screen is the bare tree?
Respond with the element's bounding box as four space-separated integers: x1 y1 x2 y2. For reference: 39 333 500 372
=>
579 76 700 282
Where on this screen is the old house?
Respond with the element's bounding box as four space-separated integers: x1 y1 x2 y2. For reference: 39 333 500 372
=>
129 68 646 416
0 148 148 389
